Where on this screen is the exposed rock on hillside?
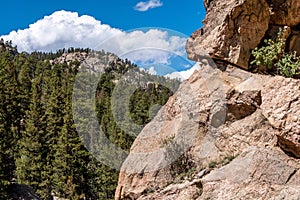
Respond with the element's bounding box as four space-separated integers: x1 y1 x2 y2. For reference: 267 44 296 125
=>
50 52 88 65
50 51 119 72
116 0 300 199
186 0 300 69
201 146 300 199
268 0 300 26
115 62 300 199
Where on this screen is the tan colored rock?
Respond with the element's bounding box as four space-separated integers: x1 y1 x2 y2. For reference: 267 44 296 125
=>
260 76 300 133
268 0 300 26
115 66 214 199
277 135 300 158
200 146 300 200
116 62 300 200
225 89 261 121
186 0 270 69
186 0 300 70
138 179 202 200
117 0 300 199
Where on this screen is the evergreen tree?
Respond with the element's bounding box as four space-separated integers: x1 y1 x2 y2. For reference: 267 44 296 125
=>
0 45 179 199
52 64 90 199
0 49 19 198
39 64 65 199
15 76 44 193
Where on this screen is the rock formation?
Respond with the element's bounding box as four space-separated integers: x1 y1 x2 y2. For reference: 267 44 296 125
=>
115 0 300 199
116 62 300 199
186 0 300 70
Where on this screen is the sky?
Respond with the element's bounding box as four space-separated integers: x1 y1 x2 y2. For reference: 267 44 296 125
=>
0 0 206 78
0 0 205 36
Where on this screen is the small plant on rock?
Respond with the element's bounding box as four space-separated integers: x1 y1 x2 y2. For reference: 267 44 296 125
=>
251 28 300 77
164 139 194 181
251 29 285 70
275 51 300 77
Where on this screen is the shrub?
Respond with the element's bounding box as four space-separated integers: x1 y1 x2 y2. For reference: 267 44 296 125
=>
251 28 300 77
275 51 300 77
251 29 284 70
163 139 194 179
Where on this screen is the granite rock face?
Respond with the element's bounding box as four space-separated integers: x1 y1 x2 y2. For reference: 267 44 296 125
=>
268 0 300 26
186 0 300 69
115 63 300 200
115 0 300 199
200 146 300 200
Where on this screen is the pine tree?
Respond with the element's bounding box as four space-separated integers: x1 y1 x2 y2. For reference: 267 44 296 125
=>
15 76 44 193
52 64 90 199
0 49 19 198
39 64 65 199
0 47 179 199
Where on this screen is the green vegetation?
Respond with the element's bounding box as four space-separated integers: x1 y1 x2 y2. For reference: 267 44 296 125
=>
275 51 300 77
0 40 178 199
208 161 218 169
251 28 300 77
208 154 237 169
163 139 195 182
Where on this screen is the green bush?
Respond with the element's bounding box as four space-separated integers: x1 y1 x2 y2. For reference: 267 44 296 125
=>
275 51 300 77
251 29 284 69
251 28 300 77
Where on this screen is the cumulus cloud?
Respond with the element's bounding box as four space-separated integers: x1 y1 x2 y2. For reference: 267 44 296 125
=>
0 10 187 66
134 0 163 12
140 66 158 75
1 11 122 53
107 29 186 64
165 63 201 80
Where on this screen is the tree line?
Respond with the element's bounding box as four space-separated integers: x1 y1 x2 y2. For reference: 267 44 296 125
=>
0 41 179 199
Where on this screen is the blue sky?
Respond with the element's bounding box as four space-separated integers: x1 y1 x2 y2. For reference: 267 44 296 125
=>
0 0 206 78
0 0 205 36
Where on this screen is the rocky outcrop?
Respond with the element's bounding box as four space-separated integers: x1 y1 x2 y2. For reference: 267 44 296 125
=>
186 0 300 69
201 146 300 199
50 52 88 65
277 135 300 158
116 0 300 199
138 146 299 200
268 0 300 26
115 62 300 199
50 51 119 72
226 89 262 121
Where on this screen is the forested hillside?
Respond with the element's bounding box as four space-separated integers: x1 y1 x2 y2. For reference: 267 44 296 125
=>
0 40 179 199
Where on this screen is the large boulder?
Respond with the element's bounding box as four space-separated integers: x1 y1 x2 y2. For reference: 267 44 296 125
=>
186 0 300 70
201 146 300 199
115 61 300 199
267 0 300 26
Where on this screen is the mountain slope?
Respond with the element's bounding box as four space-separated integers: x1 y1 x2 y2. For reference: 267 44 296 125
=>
115 0 300 199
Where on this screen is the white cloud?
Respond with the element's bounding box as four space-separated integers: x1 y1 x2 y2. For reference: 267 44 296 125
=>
139 63 200 80
139 66 158 75
165 63 201 80
108 29 186 64
1 11 122 53
134 0 163 12
0 10 186 66
148 66 158 75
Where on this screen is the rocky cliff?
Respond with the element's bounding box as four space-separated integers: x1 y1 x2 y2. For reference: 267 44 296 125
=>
187 0 300 70
115 0 300 199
